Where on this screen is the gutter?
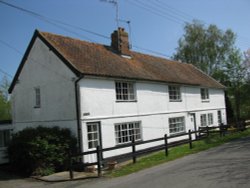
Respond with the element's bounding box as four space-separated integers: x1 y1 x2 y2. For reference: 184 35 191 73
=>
74 75 84 153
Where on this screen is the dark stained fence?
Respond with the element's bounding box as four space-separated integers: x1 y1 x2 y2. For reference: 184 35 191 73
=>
68 123 245 179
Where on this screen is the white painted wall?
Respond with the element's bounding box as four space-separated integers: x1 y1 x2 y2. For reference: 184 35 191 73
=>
11 38 78 135
79 78 226 162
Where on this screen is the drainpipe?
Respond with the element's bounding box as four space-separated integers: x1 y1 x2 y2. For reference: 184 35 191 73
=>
74 75 84 153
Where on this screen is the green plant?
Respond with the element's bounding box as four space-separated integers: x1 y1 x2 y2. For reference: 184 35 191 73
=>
8 126 77 176
108 129 250 177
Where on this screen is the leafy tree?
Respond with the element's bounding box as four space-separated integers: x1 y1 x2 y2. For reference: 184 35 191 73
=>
0 76 11 120
173 20 249 122
173 20 237 78
224 49 246 121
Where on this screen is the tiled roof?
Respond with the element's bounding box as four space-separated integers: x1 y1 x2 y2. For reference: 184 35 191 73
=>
9 30 225 93
39 31 225 89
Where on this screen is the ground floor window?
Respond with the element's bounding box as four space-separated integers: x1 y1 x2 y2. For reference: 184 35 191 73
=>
208 113 214 125
87 122 99 149
217 110 222 124
0 130 10 148
201 113 214 127
169 117 185 135
115 122 141 144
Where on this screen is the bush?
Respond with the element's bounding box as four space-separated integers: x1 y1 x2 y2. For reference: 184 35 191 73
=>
8 126 77 176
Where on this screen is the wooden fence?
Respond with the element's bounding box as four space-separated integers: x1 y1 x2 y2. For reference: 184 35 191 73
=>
68 123 246 179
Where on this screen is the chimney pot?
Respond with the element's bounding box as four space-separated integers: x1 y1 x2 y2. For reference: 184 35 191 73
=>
111 28 130 56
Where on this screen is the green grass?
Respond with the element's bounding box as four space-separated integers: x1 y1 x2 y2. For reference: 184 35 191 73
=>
107 129 250 177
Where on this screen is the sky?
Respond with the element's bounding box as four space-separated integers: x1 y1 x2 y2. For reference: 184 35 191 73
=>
0 0 250 82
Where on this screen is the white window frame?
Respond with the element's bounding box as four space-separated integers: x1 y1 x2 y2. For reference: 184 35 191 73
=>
169 117 186 135
201 88 209 101
115 121 142 144
115 81 136 101
208 113 213 125
169 85 182 102
217 110 222 124
87 122 99 149
200 114 207 127
34 87 41 108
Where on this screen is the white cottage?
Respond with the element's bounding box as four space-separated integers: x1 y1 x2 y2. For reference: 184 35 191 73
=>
9 28 226 162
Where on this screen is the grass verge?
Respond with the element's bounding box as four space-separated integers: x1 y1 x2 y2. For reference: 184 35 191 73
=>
107 128 250 177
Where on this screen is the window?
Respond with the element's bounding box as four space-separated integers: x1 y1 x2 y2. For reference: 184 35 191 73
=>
169 86 181 101
0 130 10 148
87 122 99 149
169 117 185 134
115 81 136 101
115 122 141 144
34 87 41 108
200 114 207 127
208 113 213 125
201 113 214 127
201 88 209 101
217 110 222 124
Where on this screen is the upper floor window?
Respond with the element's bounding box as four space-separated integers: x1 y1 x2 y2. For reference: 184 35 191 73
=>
201 88 209 101
34 87 41 108
169 85 181 101
169 117 185 135
115 81 136 101
115 121 141 144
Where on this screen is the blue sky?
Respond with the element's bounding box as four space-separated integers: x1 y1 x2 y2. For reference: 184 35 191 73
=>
0 0 250 81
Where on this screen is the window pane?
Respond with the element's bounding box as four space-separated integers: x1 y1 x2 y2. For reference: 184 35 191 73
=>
115 81 135 101
115 122 141 144
87 123 99 149
169 117 185 134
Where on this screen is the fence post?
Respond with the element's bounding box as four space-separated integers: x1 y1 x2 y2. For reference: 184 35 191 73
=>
206 126 209 137
132 136 136 163
198 127 201 139
96 145 102 177
188 130 192 149
219 123 223 137
164 134 168 156
68 151 73 180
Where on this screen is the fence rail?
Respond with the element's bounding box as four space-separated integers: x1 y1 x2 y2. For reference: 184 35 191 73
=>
68 123 246 179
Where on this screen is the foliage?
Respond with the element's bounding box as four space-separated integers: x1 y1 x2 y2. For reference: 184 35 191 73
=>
0 76 11 120
173 20 237 77
8 126 77 176
173 20 250 121
108 129 250 177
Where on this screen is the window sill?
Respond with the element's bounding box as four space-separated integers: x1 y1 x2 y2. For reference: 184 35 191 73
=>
34 106 41 108
201 100 210 103
169 99 182 102
116 100 137 103
169 132 186 136
115 139 142 146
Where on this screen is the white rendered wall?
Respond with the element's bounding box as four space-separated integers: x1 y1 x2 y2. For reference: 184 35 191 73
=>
79 78 226 162
11 38 78 135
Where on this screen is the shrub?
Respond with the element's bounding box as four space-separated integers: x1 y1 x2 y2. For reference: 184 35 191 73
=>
8 126 77 176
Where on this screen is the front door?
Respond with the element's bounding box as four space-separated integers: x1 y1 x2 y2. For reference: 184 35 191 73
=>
190 113 197 139
86 122 102 162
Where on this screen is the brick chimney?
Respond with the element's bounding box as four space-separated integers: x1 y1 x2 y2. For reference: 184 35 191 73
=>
111 27 130 56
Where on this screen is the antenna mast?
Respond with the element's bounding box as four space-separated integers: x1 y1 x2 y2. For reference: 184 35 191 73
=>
101 0 119 28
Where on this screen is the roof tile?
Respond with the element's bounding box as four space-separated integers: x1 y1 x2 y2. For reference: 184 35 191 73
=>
39 31 225 89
